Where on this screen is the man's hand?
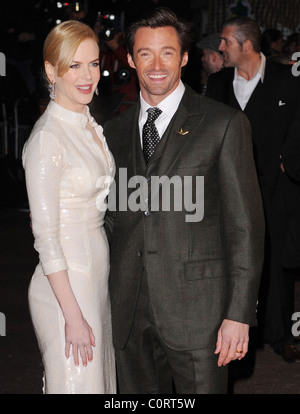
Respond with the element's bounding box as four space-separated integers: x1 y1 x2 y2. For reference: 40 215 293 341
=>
215 319 249 366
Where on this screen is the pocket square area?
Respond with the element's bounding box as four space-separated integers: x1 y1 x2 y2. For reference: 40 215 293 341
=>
278 100 286 106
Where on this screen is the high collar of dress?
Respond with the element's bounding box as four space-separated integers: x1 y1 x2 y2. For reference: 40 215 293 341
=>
47 100 97 128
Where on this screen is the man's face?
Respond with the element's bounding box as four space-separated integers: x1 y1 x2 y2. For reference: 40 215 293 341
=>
128 26 188 106
219 25 243 67
201 49 223 75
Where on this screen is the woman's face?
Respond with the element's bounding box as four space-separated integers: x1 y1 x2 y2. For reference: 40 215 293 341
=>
47 38 100 113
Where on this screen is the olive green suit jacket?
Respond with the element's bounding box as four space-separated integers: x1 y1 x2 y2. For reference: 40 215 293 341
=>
104 85 265 351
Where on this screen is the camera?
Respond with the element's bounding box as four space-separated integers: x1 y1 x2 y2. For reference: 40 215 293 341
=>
96 12 117 41
101 67 130 87
113 68 130 85
71 1 84 13
39 1 86 26
56 1 84 12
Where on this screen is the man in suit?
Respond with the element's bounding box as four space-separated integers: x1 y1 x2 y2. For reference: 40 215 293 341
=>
104 8 264 393
206 16 300 362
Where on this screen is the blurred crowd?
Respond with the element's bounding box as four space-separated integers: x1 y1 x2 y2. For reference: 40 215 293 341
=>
2 1 299 125
0 0 194 125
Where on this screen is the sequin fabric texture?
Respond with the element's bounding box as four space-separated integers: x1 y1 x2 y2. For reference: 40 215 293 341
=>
22 100 116 394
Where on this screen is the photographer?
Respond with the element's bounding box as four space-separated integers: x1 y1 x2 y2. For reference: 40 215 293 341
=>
94 14 138 116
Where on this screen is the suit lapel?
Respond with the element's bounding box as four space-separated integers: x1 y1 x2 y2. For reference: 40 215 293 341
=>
244 79 264 114
156 109 205 178
129 102 146 177
133 86 206 179
134 128 146 176
152 87 206 178
229 85 242 110
243 62 277 147
229 71 265 114
222 68 235 107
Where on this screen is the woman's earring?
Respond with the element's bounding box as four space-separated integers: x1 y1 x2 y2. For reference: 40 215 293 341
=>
49 82 56 100
95 87 99 96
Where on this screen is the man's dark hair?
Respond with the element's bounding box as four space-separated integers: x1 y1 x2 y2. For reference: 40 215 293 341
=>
223 16 261 53
125 7 193 58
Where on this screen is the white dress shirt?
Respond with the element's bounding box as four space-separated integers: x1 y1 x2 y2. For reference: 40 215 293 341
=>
139 80 186 148
233 53 266 110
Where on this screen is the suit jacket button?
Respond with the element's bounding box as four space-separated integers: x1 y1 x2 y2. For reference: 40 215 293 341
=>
137 250 143 257
144 210 151 216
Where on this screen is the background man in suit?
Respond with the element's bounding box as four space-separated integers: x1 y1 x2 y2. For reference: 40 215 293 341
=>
206 16 300 363
104 8 264 393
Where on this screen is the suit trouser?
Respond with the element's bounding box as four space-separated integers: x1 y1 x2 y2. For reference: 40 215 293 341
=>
258 183 296 350
115 270 228 394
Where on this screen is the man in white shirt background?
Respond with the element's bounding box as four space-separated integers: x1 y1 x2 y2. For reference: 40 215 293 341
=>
206 16 300 364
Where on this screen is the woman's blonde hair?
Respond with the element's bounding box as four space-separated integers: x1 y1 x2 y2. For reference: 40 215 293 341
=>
43 20 99 79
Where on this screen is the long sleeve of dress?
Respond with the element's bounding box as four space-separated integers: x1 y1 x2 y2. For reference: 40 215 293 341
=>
23 130 68 275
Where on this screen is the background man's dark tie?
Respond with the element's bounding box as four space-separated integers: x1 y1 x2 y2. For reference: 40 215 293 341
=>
142 107 162 163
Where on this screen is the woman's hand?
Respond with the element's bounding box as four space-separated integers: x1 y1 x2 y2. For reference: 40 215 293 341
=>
46 270 96 367
65 315 96 367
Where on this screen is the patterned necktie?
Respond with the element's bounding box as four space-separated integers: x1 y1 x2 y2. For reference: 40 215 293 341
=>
142 107 162 163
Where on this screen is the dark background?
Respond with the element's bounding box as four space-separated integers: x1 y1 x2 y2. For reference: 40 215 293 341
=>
0 0 300 394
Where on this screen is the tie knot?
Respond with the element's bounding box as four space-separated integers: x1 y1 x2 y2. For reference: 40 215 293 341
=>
146 107 162 123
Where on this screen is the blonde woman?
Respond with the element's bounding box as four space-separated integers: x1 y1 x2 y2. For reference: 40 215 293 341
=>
22 21 116 394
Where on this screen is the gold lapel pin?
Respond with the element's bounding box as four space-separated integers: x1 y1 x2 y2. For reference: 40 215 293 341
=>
177 128 189 135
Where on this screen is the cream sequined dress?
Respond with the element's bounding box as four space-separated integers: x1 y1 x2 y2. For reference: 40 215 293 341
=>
22 100 116 394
